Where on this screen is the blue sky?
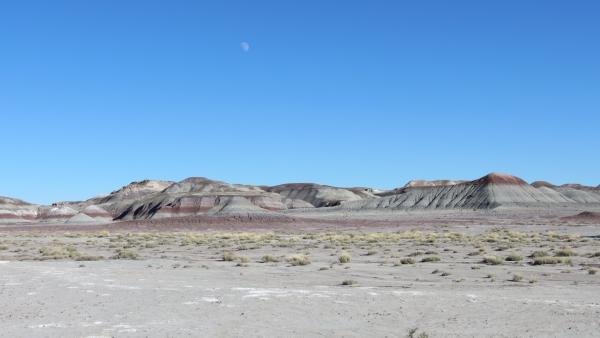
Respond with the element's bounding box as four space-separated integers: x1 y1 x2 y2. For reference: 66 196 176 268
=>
1 0 599 204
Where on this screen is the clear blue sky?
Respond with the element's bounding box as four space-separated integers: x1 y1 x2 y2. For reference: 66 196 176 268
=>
1 0 599 204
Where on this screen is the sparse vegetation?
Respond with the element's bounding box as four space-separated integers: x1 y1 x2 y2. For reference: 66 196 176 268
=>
510 273 524 282
287 254 311 266
338 252 352 264
112 249 139 260
421 256 440 263
407 328 429 338
38 246 80 259
238 256 251 263
400 257 416 264
341 279 357 286
505 253 523 262
532 256 572 265
530 250 549 258
555 247 576 257
75 255 103 261
482 255 503 265
222 251 237 261
260 255 280 263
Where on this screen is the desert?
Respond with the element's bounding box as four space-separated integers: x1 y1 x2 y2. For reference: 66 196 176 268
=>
1 173 600 337
3 2 599 337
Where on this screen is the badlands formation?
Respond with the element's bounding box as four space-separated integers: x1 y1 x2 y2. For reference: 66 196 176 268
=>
1 173 599 226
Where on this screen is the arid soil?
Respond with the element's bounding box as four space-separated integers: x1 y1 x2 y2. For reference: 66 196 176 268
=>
1 215 599 337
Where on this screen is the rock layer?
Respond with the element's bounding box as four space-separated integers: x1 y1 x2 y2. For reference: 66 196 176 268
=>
340 173 599 211
1 173 599 224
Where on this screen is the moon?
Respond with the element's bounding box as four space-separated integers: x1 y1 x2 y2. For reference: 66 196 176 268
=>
240 42 250 52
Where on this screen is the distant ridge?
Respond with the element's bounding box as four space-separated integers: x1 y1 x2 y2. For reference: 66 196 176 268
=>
403 180 467 188
531 181 556 188
1 173 599 224
339 173 598 211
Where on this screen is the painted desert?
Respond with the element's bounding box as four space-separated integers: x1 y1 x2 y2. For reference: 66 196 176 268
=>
1 173 600 337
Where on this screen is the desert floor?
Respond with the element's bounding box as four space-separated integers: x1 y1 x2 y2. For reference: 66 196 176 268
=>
1 221 599 337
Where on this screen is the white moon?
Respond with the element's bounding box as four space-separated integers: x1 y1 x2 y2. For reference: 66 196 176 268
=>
240 42 250 52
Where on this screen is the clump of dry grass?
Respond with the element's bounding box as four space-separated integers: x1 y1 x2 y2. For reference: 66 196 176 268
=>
400 257 416 264
260 255 280 263
505 253 523 262
482 255 503 265
338 253 352 264
407 328 429 338
38 246 80 260
96 230 110 238
554 247 576 257
510 273 523 282
532 256 571 265
112 249 138 260
420 256 440 263
341 279 358 286
287 254 311 266
530 250 549 258
75 255 104 261
222 251 237 261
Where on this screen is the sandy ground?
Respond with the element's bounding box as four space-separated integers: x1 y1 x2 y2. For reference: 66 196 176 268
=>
1 218 599 337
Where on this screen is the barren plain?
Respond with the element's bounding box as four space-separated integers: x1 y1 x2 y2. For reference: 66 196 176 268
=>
1 211 600 338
